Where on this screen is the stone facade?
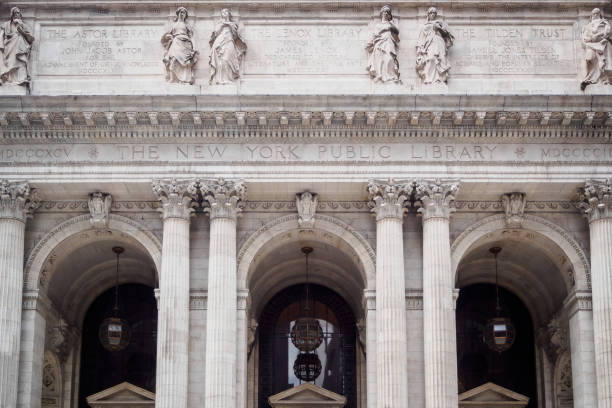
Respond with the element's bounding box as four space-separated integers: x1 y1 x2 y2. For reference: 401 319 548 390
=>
0 1 611 408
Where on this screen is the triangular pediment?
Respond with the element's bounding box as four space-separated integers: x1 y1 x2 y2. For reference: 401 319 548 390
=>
86 382 155 407
459 383 529 407
269 383 346 407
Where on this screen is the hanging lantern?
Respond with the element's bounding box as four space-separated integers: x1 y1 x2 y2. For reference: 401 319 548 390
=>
98 246 131 352
483 247 516 353
293 352 322 382
290 247 324 352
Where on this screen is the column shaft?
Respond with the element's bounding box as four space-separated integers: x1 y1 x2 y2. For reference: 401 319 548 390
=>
0 219 26 408
376 217 408 407
156 216 191 408
422 217 458 408
591 218 612 407
205 217 237 407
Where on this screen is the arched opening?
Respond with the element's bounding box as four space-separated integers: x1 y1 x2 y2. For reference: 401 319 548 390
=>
455 227 574 407
78 283 157 408
258 284 357 407
456 283 537 406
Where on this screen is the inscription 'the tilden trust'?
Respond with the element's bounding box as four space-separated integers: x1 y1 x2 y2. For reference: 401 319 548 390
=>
0 143 610 163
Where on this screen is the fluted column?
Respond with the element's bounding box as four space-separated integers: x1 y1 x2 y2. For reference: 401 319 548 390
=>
152 179 197 408
578 179 612 408
0 180 38 408
367 180 410 408
415 179 460 408
202 179 246 408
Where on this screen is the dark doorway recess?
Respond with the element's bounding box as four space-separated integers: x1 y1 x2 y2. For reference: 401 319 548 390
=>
456 283 537 407
258 284 357 408
78 283 157 408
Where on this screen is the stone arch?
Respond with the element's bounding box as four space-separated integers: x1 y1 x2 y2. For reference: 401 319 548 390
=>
451 214 591 291
24 214 162 291
237 214 375 291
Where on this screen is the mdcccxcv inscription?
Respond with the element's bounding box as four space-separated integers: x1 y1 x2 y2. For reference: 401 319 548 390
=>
0 143 610 163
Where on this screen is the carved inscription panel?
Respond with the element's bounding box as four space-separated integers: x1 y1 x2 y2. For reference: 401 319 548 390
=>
453 25 576 75
0 143 609 163
38 25 162 76
243 23 367 75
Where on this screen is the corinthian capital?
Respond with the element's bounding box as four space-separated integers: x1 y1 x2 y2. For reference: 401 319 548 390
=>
367 179 412 221
414 179 459 221
0 180 39 222
577 179 612 223
200 178 246 220
152 179 198 220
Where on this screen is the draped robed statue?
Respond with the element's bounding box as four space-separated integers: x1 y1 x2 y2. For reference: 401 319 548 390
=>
581 8 612 90
365 5 401 84
416 7 454 85
161 7 198 85
0 7 34 87
209 8 247 85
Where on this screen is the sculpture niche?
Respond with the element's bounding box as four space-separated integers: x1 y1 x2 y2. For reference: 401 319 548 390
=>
581 8 612 90
209 9 247 85
162 7 198 85
0 7 34 87
416 7 454 85
365 5 401 83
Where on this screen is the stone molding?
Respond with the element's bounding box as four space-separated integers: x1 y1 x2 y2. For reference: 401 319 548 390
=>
563 289 593 318
454 200 578 212
367 179 412 221
406 288 424 310
200 178 246 221
576 179 612 223
363 289 376 311
0 180 39 221
190 290 207 310
152 178 198 220
414 179 460 221
237 289 250 311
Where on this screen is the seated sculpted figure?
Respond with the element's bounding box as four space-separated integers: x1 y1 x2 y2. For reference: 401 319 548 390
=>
365 5 401 83
416 7 454 84
161 7 198 84
581 8 612 90
0 7 35 87
209 9 247 85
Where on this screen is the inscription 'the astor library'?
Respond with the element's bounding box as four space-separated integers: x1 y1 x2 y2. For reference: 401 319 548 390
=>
0 144 610 163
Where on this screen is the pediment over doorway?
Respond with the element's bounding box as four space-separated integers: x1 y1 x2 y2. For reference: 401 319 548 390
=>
86 382 155 407
268 383 347 407
459 382 529 407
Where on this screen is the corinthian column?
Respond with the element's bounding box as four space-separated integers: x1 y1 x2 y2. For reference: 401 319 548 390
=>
578 179 612 408
201 179 246 408
414 179 460 408
367 179 410 408
0 180 38 408
152 179 197 408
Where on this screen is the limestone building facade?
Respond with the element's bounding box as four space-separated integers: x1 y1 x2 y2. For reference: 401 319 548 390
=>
0 1 611 408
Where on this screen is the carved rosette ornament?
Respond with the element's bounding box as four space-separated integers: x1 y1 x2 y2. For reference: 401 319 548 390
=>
367 179 412 220
296 191 318 229
577 179 612 222
151 179 198 220
0 180 39 221
200 178 246 220
414 179 459 220
501 192 526 228
88 192 112 229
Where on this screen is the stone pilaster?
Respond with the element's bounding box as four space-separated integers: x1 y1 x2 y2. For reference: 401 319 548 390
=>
363 290 377 408
0 180 38 408
414 179 460 408
577 179 612 408
152 179 197 408
367 179 410 408
201 179 246 408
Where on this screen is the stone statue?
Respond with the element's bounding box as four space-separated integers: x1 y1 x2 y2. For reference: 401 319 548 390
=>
88 192 112 229
209 9 247 85
501 192 526 228
0 7 34 87
416 7 454 84
296 191 318 229
580 8 612 90
365 5 401 83
161 7 198 85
